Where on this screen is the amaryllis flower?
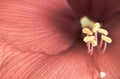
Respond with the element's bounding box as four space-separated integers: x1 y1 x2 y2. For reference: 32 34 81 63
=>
0 0 120 79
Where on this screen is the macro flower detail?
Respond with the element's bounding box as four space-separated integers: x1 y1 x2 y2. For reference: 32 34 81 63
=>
0 0 120 79
80 16 112 55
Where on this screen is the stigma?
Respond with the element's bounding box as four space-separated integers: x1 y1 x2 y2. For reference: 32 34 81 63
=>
80 16 112 55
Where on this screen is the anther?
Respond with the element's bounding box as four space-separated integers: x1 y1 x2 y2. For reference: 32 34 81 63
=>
82 28 93 35
92 23 101 32
83 36 95 42
98 28 108 35
101 35 112 43
91 40 97 47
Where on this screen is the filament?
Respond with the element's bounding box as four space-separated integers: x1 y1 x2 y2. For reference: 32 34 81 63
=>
102 42 107 54
99 37 103 48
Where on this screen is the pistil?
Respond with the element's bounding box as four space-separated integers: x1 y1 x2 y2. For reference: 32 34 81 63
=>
80 16 112 55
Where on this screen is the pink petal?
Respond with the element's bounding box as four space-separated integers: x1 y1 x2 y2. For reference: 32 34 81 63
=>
1 40 120 79
0 43 100 79
95 53 120 79
0 0 78 55
1 0 120 79
0 40 48 79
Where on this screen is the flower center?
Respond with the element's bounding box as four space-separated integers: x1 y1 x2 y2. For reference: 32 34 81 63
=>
80 16 112 55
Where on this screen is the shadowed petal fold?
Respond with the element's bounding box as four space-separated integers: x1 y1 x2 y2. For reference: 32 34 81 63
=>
68 0 120 21
0 0 78 55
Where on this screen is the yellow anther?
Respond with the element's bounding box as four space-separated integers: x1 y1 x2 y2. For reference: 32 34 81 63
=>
101 35 112 43
80 16 95 28
82 28 93 35
98 28 108 35
92 23 101 32
91 40 97 47
83 36 95 42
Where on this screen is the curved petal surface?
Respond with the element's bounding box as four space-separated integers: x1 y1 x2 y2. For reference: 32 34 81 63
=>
0 0 78 55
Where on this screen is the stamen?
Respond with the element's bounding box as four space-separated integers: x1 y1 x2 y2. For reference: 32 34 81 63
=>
101 35 112 43
89 44 93 55
98 28 108 35
99 38 103 48
83 36 95 42
91 40 97 47
80 16 95 28
80 16 112 55
99 35 112 53
92 23 101 32
102 42 107 53
87 42 91 53
84 36 95 55
94 32 98 43
87 42 94 55
82 28 93 35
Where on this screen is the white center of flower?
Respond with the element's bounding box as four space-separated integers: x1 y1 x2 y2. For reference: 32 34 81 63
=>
100 71 107 78
80 16 112 55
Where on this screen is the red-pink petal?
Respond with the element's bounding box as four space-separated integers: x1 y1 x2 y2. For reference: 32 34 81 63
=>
0 0 77 55
1 0 120 79
0 40 48 79
1 42 120 79
0 43 99 79
96 53 120 79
